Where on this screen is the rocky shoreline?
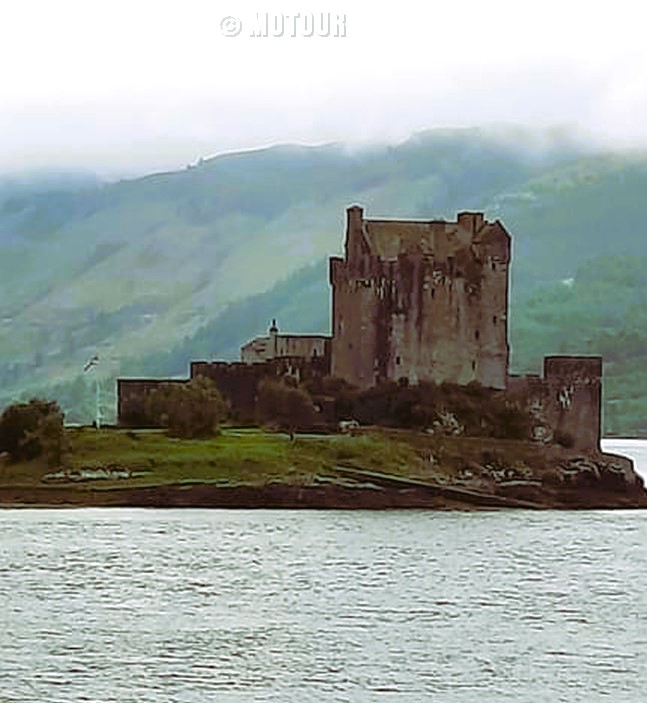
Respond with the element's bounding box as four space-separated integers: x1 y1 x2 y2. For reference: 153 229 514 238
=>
2 428 645 511
2 467 646 511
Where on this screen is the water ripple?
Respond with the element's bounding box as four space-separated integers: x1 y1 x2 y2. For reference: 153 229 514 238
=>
1 508 647 702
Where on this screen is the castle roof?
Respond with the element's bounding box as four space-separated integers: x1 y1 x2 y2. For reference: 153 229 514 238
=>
363 220 437 258
361 215 508 260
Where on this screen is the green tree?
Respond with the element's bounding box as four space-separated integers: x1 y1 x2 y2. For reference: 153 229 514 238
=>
256 379 316 434
145 377 228 438
0 398 66 465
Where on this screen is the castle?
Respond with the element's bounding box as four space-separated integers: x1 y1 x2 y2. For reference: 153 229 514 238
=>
118 206 602 450
330 206 509 389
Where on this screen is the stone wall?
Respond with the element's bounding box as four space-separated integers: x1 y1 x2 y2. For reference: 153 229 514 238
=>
192 355 331 422
190 361 268 421
117 378 187 427
508 356 602 450
118 355 332 427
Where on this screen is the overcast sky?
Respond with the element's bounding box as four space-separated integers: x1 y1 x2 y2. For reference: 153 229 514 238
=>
2 0 647 177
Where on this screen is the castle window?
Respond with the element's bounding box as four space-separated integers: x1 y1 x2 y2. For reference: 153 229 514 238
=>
431 288 436 299
396 356 401 365
491 261 496 271
475 330 480 341
493 315 497 325
472 360 476 371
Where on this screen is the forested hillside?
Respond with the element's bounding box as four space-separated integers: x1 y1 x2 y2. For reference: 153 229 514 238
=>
1 128 646 434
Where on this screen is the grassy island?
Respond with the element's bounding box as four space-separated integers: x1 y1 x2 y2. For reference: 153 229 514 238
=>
1 426 645 510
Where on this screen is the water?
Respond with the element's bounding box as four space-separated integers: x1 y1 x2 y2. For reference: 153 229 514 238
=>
602 438 647 482
2 508 647 702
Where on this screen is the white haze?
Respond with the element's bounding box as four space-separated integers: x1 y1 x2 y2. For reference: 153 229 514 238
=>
1 0 647 177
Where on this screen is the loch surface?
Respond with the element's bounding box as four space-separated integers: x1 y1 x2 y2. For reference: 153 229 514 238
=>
602 437 647 482
2 507 647 702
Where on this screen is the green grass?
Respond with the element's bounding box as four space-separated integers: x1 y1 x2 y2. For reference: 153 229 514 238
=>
66 427 297 487
0 426 429 490
0 425 581 493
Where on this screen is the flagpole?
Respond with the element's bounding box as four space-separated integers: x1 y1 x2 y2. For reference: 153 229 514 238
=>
83 354 101 429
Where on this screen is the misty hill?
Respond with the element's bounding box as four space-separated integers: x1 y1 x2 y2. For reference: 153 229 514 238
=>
2 127 647 434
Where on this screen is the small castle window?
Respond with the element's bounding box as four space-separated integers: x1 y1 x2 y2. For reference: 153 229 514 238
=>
431 288 436 299
491 262 496 271
396 356 401 365
493 315 497 325
472 360 476 371
475 330 480 341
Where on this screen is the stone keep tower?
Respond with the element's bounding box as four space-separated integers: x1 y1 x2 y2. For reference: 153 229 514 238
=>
329 205 510 390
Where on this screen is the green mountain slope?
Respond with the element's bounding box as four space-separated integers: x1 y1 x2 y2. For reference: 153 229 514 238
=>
1 128 647 434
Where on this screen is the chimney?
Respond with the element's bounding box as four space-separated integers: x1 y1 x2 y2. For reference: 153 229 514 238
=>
269 319 279 357
345 205 365 261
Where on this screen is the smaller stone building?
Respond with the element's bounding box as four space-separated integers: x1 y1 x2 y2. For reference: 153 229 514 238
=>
241 320 331 366
508 356 602 451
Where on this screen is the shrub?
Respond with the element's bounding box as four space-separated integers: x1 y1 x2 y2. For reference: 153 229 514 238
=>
491 402 532 440
145 377 228 438
256 379 316 431
0 398 66 465
316 377 533 439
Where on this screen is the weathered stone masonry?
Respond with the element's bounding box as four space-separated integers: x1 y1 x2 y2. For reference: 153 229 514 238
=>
330 206 509 390
508 356 602 451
